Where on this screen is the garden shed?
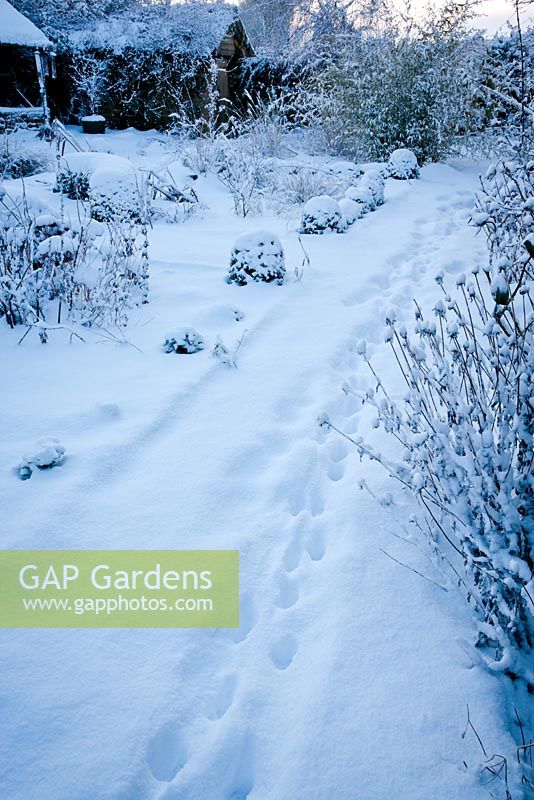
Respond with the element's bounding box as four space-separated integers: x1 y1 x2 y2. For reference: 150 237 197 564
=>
0 0 54 130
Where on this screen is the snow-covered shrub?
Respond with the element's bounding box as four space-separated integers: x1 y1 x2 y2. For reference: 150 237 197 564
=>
56 169 90 200
227 231 286 286
0 187 149 330
90 168 143 224
0 138 51 180
387 148 420 180
339 197 363 225
18 438 65 480
313 16 485 163
329 158 534 685
300 195 347 234
33 213 66 243
215 141 269 217
57 153 143 222
345 185 375 214
360 169 385 205
162 328 205 354
70 49 108 119
326 161 364 183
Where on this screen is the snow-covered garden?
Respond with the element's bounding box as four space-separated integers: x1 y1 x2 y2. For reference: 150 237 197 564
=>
1 0 533 798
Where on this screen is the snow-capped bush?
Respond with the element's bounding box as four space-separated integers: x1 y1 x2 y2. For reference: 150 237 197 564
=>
162 328 205 354
0 188 149 330
90 167 143 224
300 196 347 234
18 438 65 480
227 231 286 286
345 185 375 213
333 158 534 686
339 197 363 225
33 213 66 243
215 141 269 218
57 153 143 222
361 170 385 206
326 161 364 183
57 169 90 200
0 139 51 180
387 148 419 180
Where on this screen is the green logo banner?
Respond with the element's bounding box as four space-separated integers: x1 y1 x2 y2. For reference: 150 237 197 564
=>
0 550 239 628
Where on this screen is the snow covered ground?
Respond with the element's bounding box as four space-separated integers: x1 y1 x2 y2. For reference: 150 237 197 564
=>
0 129 520 799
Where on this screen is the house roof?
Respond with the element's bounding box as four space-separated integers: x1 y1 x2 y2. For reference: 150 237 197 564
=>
69 3 249 56
0 0 51 47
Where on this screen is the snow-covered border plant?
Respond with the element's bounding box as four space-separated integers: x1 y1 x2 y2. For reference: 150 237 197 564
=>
0 186 149 333
324 159 534 687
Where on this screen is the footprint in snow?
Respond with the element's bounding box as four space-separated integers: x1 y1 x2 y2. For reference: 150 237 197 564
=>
270 633 298 670
275 573 299 609
282 443 324 518
226 730 255 800
205 673 238 720
326 460 345 481
283 526 304 572
305 521 326 562
326 439 349 464
229 591 257 644
146 721 187 782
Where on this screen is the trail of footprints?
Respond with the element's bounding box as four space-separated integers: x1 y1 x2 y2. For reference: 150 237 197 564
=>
141 188 474 799
143 421 351 798
341 190 475 314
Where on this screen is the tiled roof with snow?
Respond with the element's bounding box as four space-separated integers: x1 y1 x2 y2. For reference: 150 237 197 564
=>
69 3 240 55
0 0 51 47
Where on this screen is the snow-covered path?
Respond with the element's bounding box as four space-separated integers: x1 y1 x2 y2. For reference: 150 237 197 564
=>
0 161 516 799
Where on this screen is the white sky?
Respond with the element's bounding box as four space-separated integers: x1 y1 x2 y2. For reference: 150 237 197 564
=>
472 0 533 33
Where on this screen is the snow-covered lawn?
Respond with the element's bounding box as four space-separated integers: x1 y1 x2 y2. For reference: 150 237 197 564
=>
0 129 518 799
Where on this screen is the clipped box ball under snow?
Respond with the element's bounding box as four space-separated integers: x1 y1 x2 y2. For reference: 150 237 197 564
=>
299 196 347 234
162 328 205 354
339 197 363 225
57 152 141 222
387 148 420 180
361 170 385 206
345 185 376 213
227 231 286 286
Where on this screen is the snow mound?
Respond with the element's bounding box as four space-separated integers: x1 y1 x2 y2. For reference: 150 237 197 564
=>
58 153 136 198
345 185 375 213
162 328 205 354
360 169 385 206
339 197 363 225
227 231 286 286
326 161 363 182
300 196 346 234
58 153 141 222
19 437 65 480
60 152 134 180
387 148 419 180
36 234 76 258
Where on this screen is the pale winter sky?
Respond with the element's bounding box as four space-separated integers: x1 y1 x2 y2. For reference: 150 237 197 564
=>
472 0 533 33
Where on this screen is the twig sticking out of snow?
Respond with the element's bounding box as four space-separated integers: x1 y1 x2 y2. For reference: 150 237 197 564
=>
211 330 247 368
